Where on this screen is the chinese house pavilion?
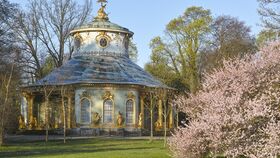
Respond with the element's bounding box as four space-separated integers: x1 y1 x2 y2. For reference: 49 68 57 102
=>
20 0 175 136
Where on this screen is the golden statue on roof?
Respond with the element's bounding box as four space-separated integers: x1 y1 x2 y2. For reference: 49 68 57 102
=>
96 0 109 20
97 0 107 3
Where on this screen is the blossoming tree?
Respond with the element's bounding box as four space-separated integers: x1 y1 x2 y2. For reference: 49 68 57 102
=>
168 42 280 158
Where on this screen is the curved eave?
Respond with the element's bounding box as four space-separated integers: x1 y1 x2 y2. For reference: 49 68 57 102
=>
70 28 134 37
21 82 174 90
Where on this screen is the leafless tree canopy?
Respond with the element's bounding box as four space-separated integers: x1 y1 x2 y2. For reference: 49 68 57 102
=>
258 0 280 30
12 0 92 82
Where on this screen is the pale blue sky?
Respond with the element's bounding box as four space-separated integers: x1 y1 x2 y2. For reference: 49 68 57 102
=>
11 0 262 67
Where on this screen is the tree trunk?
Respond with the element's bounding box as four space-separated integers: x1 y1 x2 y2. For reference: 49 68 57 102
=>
164 106 167 147
150 97 153 143
0 129 5 146
62 96 66 144
150 108 153 142
176 109 179 128
45 99 49 143
0 64 14 146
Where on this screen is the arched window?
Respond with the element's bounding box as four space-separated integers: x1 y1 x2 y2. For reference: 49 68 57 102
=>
103 99 113 123
126 99 134 125
81 98 91 124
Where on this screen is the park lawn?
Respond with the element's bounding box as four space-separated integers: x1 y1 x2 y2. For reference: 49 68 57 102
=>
0 138 171 158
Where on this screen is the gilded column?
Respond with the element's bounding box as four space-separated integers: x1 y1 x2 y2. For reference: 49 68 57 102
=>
156 98 163 130
28 95 35 125
169 106 173 128
139 95 145 128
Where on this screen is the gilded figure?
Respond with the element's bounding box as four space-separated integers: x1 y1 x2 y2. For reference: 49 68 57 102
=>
97 3 108 20
138 113 143 128
28 116 35 129
18 115 26 129
33 117 38 128
154 120 163 130
117 111 124 127
92 112 102 126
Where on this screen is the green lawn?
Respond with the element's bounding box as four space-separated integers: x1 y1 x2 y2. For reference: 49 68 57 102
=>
0 138 171 158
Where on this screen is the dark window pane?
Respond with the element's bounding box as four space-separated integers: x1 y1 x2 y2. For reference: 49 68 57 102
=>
126 99 134 124
104 99 113 123
81 98 90 124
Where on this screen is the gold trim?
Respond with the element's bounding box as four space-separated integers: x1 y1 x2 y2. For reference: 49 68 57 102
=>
70 28 134 37
126 92 135 99
95 32 111 48
102 91 114 100
79 91 91 98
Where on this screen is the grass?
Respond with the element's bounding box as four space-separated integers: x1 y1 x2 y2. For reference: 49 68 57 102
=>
0 137 171 158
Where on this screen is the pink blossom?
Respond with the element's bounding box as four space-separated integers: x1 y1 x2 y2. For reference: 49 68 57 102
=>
168 41 280 158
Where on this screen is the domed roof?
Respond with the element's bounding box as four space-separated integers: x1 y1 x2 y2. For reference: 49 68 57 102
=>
33 55 167 88
70 2 133 37
70 19 133 37
23 1 169 89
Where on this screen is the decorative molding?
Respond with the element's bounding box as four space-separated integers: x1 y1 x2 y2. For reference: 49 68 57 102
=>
102 91 114 100
126 92 135 100
79 91 91 98
73 51 126 57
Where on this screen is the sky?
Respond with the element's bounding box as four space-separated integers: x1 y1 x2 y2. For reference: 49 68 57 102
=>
11 0 262 68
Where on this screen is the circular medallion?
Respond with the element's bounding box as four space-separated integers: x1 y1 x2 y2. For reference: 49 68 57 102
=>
99 37 108 48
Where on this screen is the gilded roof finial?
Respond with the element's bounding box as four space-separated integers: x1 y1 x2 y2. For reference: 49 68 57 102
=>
95 0 109 21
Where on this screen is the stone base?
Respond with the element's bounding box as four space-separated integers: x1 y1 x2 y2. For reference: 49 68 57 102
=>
116 128 124 137
18 128 168 137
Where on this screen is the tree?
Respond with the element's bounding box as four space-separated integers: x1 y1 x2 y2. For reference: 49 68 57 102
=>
0 64 14 146
60 85 67 144
258 0 280 30
0 0 21 146
41 56 56 78
57 74 69 144
26 0 93 68
256 29 279 47
144 91 158 143
159 89 173 147
128 39 138 62
145 6 212 93
200 15 256 72
168 41 280 158
10 10 44 80
42 82 54 143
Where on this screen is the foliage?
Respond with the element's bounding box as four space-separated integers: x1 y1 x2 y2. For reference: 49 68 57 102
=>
0 0 21 145
256 29 279 47
41 56 56 78
200 16 256 72
145 6 212 93
128 39 138 62
168 42 280 158
145 8 256 93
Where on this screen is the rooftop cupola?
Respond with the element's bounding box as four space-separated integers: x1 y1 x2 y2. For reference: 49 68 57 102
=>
70 0 134 58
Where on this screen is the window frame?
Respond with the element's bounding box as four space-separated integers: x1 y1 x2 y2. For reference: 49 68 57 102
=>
103 99 114 124
126 99 135 125
80 97 91 125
